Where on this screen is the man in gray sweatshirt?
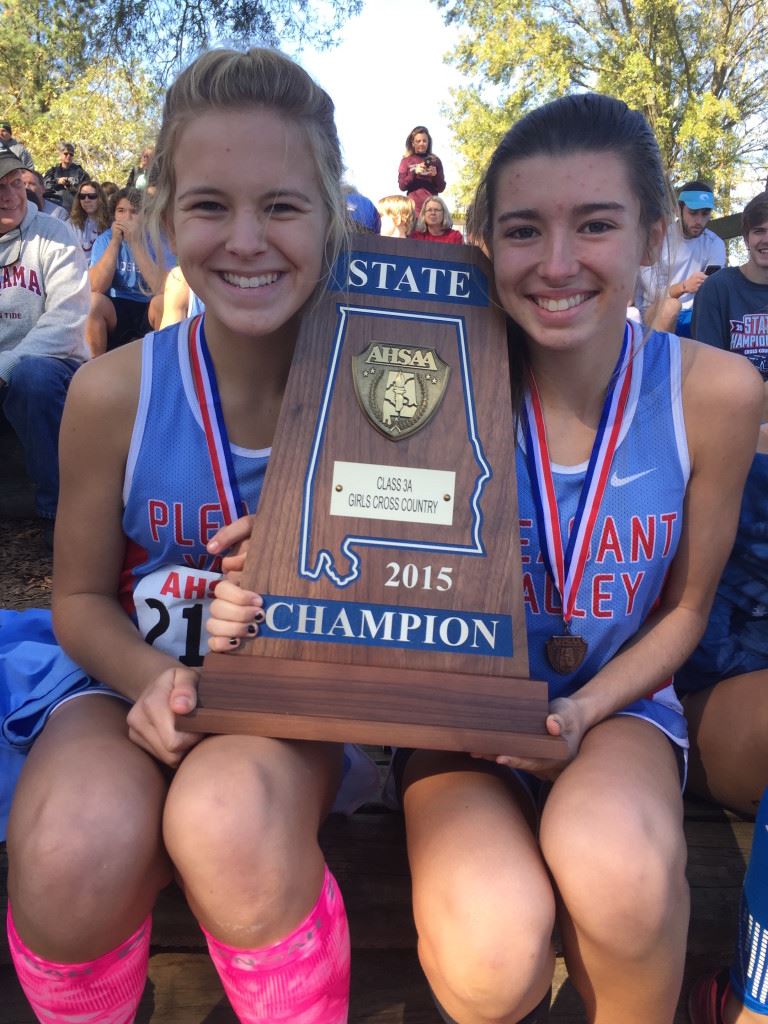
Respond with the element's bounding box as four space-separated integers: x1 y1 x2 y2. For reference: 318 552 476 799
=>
0 150 90 545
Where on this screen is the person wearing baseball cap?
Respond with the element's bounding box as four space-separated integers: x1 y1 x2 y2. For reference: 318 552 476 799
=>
0 121 34 170
635 177 727 335
0 147 89 548
42 141 90 213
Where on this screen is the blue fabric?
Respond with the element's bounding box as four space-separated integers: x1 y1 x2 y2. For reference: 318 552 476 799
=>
518 329 689 745
675 307 693 337
2 356 80 518
90 230 149 302
0 609 95 840
0 746 25 843
679 190 715 210
346 192 381 234
89 230 175 303
731 787 768 1012
676 452 768 694
0 609 93 749
119 319 269 639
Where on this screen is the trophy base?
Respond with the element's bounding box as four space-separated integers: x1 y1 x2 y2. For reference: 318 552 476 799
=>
181 653 567 758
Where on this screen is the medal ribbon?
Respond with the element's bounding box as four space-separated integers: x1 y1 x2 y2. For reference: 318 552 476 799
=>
523 322 634 626
188 314 244 526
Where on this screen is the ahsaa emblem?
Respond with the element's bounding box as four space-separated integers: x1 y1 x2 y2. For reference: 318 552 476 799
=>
353 343 450 440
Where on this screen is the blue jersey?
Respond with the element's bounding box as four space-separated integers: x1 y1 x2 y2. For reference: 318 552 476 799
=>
518 328 689 745
90 230 176 303
119 317 269 664
91 230 148 303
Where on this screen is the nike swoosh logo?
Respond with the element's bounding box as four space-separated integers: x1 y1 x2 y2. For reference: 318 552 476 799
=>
610 469 656 487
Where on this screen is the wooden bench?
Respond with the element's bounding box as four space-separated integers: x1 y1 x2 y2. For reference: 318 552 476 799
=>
0 797 752 1023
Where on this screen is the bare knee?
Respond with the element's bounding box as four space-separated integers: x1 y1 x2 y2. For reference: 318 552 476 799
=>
9 781 167 956
543 797 687 957
166 739 301 861
86 293 115 356
416 871 555 1021
164 738 328 934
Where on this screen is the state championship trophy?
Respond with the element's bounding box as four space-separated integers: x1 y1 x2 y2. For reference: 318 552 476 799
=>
184 235 566 758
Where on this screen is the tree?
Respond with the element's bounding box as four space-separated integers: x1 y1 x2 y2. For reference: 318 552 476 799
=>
436 0 768 212
0 0 159 177
0 0 360 179
105 0 363 73
0 0 97 120
16 58 162 181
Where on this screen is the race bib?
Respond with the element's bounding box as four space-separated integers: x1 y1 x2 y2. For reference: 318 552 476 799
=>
133 565 221 666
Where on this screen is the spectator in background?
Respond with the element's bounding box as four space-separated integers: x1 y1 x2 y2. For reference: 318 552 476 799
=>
397 125 446 216
692 192 768 418
0 122 33 169
0 150 89 548
343 184 380 233
410 196 463 244
100 180 119 202
20 170 69 223
43 142 90 214
126 147 154 191
636 179 727 334
86 187 165 355
68 181 110 255
377 194 415 239
673 424 768 1024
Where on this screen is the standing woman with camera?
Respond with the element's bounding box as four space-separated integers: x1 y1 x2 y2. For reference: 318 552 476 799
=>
398 125 446 217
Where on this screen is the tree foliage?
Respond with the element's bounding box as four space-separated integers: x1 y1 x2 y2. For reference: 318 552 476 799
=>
0 0 97 119
436 0 768 211
0 0 160 178
106 0 362 74
15 59 162 182
0 0 361 181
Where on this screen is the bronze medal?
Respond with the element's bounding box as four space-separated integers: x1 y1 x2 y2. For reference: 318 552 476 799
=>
524 326 634 682
546 633 588 675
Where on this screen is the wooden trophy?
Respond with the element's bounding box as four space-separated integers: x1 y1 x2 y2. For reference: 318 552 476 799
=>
184 235 566 758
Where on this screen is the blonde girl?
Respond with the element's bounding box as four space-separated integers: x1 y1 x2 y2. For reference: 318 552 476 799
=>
7 48 354 1024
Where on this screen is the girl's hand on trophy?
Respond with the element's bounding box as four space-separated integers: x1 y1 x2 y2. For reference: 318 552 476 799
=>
206 514 254 580
207 579 265 652
472 697 587 781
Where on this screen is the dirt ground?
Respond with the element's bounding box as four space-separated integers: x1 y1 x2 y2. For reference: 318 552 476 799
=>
0 518 53 612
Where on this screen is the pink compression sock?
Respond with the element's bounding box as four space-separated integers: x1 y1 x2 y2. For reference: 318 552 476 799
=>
203 864 350 1024
7 904 150 1024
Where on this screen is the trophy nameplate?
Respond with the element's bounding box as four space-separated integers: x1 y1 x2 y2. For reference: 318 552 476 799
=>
184 235 566 758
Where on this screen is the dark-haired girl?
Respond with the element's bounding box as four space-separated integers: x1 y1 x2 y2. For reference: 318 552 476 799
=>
213 92 761 1024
